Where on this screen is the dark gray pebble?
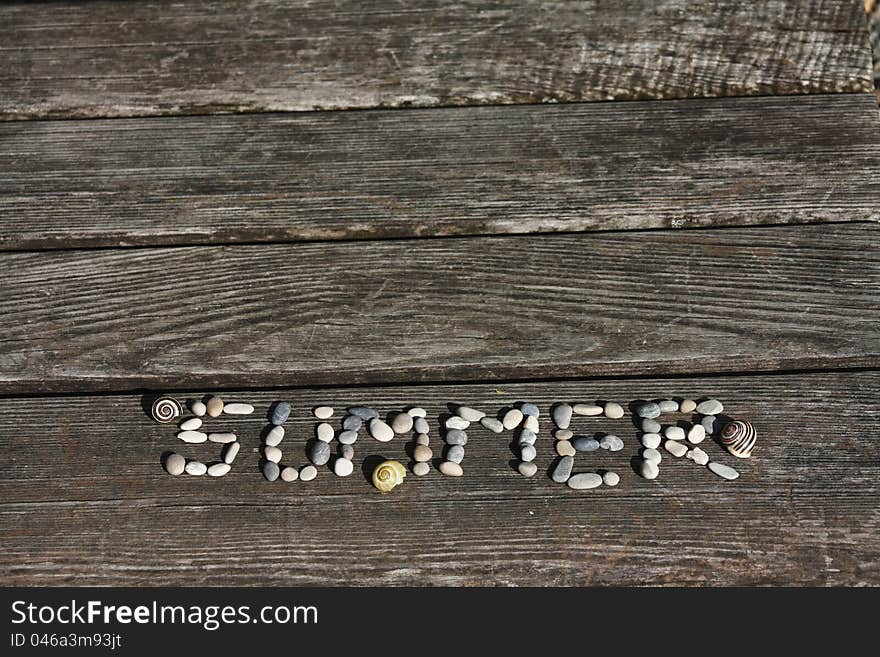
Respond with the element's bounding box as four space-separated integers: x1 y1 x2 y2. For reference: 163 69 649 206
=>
552 456 574 483
271 401 291 425
262 461 280 482
520 402 540 417
572 436 600 452
342 415 363 431
447 444 465 463
552 403 573 429
348 406 378 420
701 415 718 435
518 428 537 445
340 444 354 460
635 402 661 419
338 430 359 445
445 429 468 446
309 441 331 466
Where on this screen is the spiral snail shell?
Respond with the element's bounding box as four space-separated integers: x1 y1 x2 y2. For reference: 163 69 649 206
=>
372 460 407 493
720 420 757 459
151 396 183 423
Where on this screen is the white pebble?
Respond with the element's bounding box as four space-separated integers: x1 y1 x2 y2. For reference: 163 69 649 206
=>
640 461 659 480
333 458 354 477
604 402 625 419
643 448 662 464
369 418 395 442
665 440 688 457
179 417 202 431
573 403 603 416
207 463 231 477
316 422 334 442
445 416 470 430
502 408 524 430
641 433 661 449
664 426 686 441
184 461 207 476
687 424 706 444
178 430 207 443
603 471 620 486
523 415 539 432
407 407 427 418
222 442 240 464
264 446 282 463
208 432 236 444
223 402 254 415
299 465 317 481
314 406 334 419
686 447 709 466
281 466 299 482
708 461 739 480
456 406 485 422
190 400 207 417
265 425 285 446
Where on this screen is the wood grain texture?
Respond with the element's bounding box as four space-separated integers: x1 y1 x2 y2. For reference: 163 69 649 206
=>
1 371 877 585
0 0 872 120
0 223 876 394
2 93 879 250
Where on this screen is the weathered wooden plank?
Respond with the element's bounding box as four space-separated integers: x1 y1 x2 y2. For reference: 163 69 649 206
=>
0 0 872 120
0 223 876 394
1 94 879 250
1 371 877 585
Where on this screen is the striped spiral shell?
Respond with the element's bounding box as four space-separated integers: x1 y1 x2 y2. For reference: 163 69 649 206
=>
720 420 756 459
151 396 183 423
372 460 407 493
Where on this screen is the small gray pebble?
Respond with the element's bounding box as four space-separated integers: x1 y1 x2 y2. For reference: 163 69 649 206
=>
348 406 378 420
413 417 429 434
446 444 465 463
603 471 620 486
413 461 430 476
456 406 485 422
369 418 395 442
635 402 661 419
599 434 624 451
708 461 739 480
701 415 718 435
262 461 280 482
680 399 697 413
641 418 661 433
567 473 603 490
333 457 354 477
415 433 430 446
391 412 414 434
552 456 574 483
222 441 240 464
338 429 359 445
299 465 317 481
165 453 186 476
664 426 685 441
265 425 284 447
518 428 537 445
281 466 299 482
572 436 600 452
520 402 540 417
696 399 724 415
518 461 538 477
658 400 679 413
271 401 291 425
552 403 573 429
340 444 355 460
342 415 363 431
445 429 468 445
642 448 662 464
640 460 660 480
309 441 331 466
480 417 504 433
520 444 536 462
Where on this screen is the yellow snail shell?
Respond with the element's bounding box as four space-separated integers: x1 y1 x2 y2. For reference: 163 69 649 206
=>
720 420 756 459
151 396 182 423
372 460 407 493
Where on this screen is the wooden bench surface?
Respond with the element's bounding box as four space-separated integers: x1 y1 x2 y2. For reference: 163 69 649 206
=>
0 0 878 586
